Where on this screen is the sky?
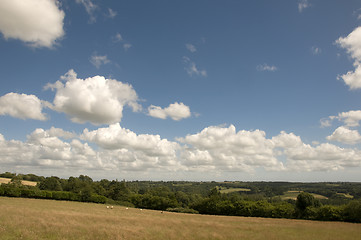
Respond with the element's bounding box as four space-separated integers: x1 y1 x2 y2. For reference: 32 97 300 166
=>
1 0 361 181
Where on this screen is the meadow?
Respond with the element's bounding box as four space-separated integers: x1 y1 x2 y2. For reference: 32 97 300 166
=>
0 197 360 240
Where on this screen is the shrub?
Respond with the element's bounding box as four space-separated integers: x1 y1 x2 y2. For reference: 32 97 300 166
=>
343 201 361 223
316 205 342 221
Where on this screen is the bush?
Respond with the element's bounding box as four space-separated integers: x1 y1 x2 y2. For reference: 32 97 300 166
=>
343 201 361 223
90 194 107 204
0 185 4 196
166 207 199 214
3 185 21 197
316 205 342 221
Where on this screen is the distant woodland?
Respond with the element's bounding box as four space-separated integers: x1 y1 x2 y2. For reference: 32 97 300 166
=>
1 172 360 223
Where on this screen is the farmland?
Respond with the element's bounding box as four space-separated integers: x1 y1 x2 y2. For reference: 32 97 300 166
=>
0 177 37 187
0 197 360 240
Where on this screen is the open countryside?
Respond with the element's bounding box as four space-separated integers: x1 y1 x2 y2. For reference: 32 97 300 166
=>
1 197 360 240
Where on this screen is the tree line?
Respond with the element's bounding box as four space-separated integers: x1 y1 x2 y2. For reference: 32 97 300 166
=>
0 172 360 223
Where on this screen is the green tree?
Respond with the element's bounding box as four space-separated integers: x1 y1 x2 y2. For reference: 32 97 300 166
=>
39 177 62 191
296 192 320 219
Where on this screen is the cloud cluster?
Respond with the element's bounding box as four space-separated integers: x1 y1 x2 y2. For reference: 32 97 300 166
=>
148 102 191 121
45 69 141 125
322 110 361 145
0 93 47 120
326 126 361 145
0 0 65 48
179 125 281 172
1 123 361 177
0 129 97 170
336 26 361 90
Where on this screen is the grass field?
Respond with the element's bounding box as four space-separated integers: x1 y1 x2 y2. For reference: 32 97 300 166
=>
280 191 328 200
0 177 37 187
219 187 251 194
0 197 360 240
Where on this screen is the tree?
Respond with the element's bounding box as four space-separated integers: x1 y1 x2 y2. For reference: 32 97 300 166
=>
39 177 62 191
296 192 320 219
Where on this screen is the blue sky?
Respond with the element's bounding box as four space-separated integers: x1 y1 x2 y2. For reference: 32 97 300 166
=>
1 0 361 181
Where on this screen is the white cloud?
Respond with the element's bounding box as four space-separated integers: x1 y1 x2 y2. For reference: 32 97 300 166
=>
90 54 110 68
326 126 361 145
320 117 333 128
82 123 181 171
183 57 207 77
257 63 278 72
107 8 117 18
336 26 361 90
0 0 65 48
148 102 191 121
1 123 361 176
0 93 47 120
186 44 197 53
0 128 98 170
321 110 361 128
298 0 310 13
113 33 123 42
75 0 97 23
45 69 141 125
311 46 321 55
178 125 282 172
123 43 132 51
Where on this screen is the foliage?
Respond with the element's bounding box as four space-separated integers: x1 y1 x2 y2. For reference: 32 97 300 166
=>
2 172 361 222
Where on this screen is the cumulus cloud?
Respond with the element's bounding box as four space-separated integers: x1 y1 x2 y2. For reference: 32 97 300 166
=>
82 123 181 171
90 54 110 68
45 69 141 125
183 57 207 77
336 26 361 89
298 0 310 13
321 110 361 129
0 128 97 170
186 44 197 53
178 125 283 172
257 63 278 72
0 93 47 120
1 123 361 176
0 0 65 48
326 126 361 145
148 102 191 121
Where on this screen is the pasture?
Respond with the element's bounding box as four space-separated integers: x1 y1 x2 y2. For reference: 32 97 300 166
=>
0 197 360 240
280 191 328 201
0 177 37 187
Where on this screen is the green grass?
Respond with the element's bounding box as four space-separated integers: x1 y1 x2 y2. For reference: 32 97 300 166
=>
1 197 360 240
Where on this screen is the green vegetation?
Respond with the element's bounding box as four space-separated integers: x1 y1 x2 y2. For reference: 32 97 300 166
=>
1 197 360 240
1 172 361 223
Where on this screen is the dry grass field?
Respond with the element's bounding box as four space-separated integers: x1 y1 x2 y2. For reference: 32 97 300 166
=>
0 177 37 187
0 197 360 240
280 191 328 201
